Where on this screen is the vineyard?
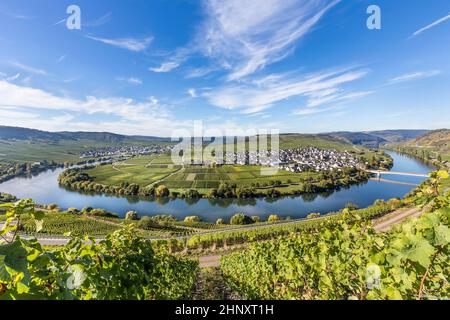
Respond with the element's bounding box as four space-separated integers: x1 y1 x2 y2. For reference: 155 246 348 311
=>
185 201 403 251
0 171 448 300
221 172 450 300
0 201 199 300
221 206 449 299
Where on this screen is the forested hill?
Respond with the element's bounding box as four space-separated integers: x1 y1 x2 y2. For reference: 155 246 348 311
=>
0 125 435 149
400 129 450 154
0 126 171 143
325 129 430 148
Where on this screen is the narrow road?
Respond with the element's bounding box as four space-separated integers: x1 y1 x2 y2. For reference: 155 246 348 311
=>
373 207 423 232
199 255 222 268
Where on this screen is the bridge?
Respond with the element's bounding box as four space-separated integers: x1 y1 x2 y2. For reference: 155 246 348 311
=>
366 170 429 178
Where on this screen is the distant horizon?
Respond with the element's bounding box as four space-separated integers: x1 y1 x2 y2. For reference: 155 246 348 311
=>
0 124 444 139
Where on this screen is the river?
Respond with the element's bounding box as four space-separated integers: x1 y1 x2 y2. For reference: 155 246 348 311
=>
0 151 435 222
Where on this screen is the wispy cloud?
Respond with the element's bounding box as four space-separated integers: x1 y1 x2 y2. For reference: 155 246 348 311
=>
149 61 180 73
0 10 31 20
204 67 369 114
389 70 441 83
86 35 153 52
197 0 340 80
84 12 112 27
6 73 20 81
9 61 47 75
188 88 198 98
116 77 143 85
0 80 195 136
411 13 450 37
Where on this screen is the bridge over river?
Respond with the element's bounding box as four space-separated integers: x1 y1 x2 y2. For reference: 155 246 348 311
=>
366 170 429 178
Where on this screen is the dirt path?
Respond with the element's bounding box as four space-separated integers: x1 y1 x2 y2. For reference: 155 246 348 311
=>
373 207 423 232
149 166 185 187
199 255 222 268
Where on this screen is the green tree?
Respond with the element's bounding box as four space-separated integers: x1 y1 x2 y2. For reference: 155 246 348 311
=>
230 213 253 225
155 185 170 197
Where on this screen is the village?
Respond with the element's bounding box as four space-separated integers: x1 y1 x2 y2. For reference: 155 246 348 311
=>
181 147 359 172
80 144 173 159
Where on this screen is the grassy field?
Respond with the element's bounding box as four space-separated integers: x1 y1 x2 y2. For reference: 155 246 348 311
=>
0 139 110 163
0 139 172 164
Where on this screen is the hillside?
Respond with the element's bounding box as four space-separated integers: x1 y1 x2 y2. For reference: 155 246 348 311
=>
403 129 450 156
278 133 356 150
368 129 430 143
389 129 450 163
404 129 450 151
326 129 430 148
323 132 386 148
0 126 171 143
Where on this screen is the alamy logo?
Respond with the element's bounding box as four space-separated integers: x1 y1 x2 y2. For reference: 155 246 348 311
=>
366 264 382 290
367 5 381 30
171 121 280 175
66 5 81 30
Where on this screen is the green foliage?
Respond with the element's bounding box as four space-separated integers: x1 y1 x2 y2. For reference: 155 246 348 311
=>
184 216 202 223
221 181 450 300
137 216 160 230
85 209 119 219
251 216 262 223
0 200 198 300
221 207 449 300
46 204 59 211
155 185 170 197
125 211 139 221
307 213 321 219
230 214 253 225
267 215 281 222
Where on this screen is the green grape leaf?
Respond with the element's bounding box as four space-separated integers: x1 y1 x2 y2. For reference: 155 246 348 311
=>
66 264 87 290
434 225 450 246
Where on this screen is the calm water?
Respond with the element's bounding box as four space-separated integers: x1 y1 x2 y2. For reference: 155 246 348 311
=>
0 151 435 222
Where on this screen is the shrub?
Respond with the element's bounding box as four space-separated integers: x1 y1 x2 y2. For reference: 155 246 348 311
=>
267 214 281 222
125 211 139 221
230 213 253 225
87 209 119 219
307 213 321 219
345 202 359 211
137 216 159 229
251 216 262 223
82 207 93 213
156 185 170 197
216 218 225 225
184 216 202 223
67 207 80 215
185 189 200 198
47 203 59 211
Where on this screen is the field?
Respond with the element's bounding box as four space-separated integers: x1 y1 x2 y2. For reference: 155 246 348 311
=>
0 139 114 163
0 138 173 164
85 154 321 193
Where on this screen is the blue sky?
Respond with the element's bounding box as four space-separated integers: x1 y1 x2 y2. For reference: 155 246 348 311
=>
0 0 449 136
